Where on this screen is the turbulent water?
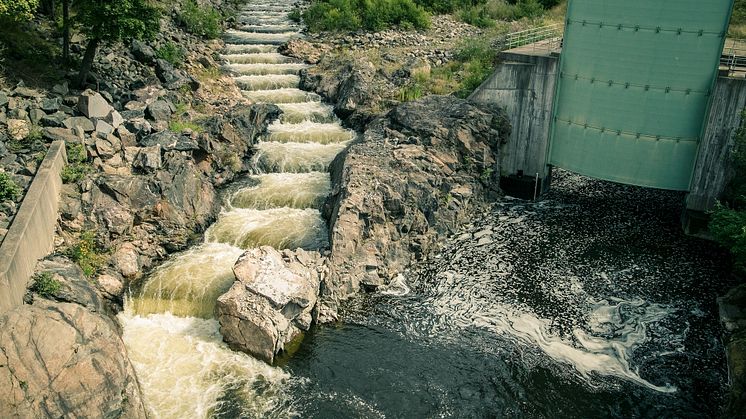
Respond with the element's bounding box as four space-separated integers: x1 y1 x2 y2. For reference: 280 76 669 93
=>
117 2 353 416
282 170 735 417
117 1 735 417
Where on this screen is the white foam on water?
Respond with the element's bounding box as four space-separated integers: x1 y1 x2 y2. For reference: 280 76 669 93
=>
227 62 308 75
230 172 331 210
119 311 293 418
234 74 300 90
242 88 320 103
236 25 299 34
205 207 329 250
222 52 295 64
224 30 300 45
224 44 279 54
251 141 348 173
428 272 677 393
278 102 337 123
379 274 411 297
267 121 356 144
131 243 245 319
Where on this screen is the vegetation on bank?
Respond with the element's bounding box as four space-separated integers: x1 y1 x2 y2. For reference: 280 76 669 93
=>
30 271 61 297
710 110 746 274
301 0 560 32
67 230 107 277
0 0 231 89
0 172 21 202
730 0 746 38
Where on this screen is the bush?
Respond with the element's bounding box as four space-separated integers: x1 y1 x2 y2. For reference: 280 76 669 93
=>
179 0 221 38
303 0 431 32
67 231 107 277
0 172 20 201
288 8 302 23
458 5 496 28
61 142 91 184
710 109 746 274
156 42 185 67
30 272 61 297
0 0 39 21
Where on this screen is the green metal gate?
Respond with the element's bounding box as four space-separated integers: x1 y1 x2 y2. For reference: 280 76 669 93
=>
548 0 734 190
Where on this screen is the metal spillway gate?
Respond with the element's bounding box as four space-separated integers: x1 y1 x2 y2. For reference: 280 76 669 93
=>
548 0 734 190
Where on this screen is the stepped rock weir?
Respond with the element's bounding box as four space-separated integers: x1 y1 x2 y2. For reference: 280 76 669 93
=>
118 1 354 415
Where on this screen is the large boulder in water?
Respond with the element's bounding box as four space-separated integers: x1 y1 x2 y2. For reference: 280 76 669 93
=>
216 247 323 363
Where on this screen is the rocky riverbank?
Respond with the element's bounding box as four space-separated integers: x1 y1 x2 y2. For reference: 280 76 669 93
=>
0 0 285 415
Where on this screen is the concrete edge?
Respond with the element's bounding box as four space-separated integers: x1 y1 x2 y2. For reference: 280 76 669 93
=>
0 140 67 314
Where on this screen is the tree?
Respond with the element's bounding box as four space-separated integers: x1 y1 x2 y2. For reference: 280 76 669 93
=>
0 0 39 20
75 0 160 87
62 0 70 62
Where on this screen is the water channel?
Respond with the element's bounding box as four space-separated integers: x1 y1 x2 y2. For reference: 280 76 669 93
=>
118 2 736 417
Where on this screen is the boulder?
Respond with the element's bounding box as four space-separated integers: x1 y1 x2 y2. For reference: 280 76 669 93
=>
63 116 95 132
77 89 113 119
40 111 68 127
105 109 124 129
0 300 146 418
140 130 198 152
155 59 189 89
216 247 323 363
113 242 140 278
41 97 61 112
7 119 29 141
132 145 162 172
0 92 8 107
29 108 46 124
131 39 156 64
0 257 146 418
145 99 174 122
95 119 114 135
43 127 79 142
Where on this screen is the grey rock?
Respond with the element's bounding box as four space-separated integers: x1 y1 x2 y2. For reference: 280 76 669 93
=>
95 119 115 136
132 145 162 172
145 100 174 122
29 108 46 124
216 247 322 363
64 116 95 132
52 82 69 96
105 109 124 129
43 127 79 142
41 98 61 112
77 89 113 119
7 119 29 141
131 39 156 64
0 92 8 107
140 130 198 151
40 111 67 128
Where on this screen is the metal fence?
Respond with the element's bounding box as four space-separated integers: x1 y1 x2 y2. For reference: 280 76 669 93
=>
721 38 746 75
498 24 563 52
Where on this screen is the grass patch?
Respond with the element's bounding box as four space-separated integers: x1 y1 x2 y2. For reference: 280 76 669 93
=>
0 171 20 202
67 231 107 277
30 271 61 297
169 120 203 133
178 0 222 38
455 0 545 27
288 7 301 23
61 142 91 184
155 42 185 67
303 0 430 32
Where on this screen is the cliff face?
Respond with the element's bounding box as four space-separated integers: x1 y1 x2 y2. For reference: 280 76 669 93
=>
321 95 508 309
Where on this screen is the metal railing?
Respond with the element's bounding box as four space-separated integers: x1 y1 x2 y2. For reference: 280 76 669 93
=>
721 38 746 75
499 24 563 52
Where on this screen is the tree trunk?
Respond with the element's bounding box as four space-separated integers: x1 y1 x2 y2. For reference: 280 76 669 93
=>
62 0 70 63
77 38 99 88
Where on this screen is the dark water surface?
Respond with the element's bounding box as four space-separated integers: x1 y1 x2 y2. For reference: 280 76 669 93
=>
281 171 736 418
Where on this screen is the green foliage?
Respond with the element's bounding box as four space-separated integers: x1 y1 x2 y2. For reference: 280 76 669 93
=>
178 0 222 38
156 42 185 67
303 0 431 32
452 38 498 97
288 8 302 23
30 272 61 297
710 109 746 274
169 120 203 133
0 0 39 21
415 0 473 14
61 142 91 184
75 0 160 42
457 0 545 24
67 231 107 277
458 5 495 28
0 172 20 202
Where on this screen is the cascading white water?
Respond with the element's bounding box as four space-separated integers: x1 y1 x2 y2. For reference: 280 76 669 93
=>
118 3 352 416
